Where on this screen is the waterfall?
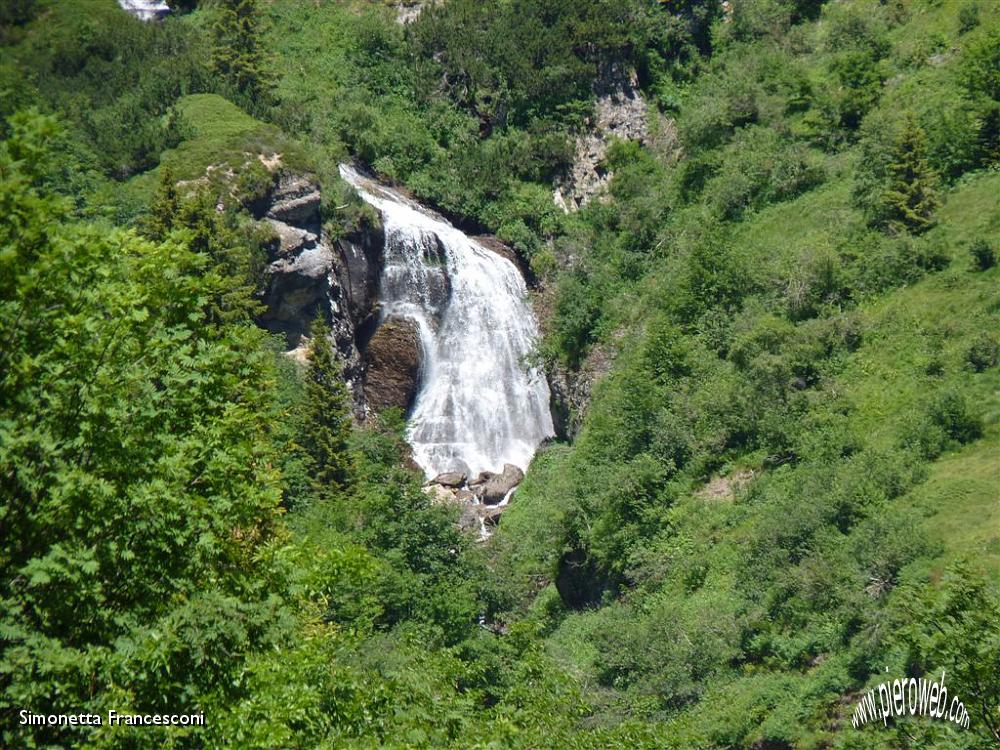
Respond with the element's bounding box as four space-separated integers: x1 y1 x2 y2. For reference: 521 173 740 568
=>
339 165 554 479
118 0 171 21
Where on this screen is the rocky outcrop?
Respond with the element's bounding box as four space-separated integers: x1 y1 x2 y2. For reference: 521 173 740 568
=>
395 1 427 24
266 176 322 225
363 315 423 413
256 173 384 407
546 340 615 439
424 465 523 537
456 499 511 534
257 175 330 350
553 62 651 212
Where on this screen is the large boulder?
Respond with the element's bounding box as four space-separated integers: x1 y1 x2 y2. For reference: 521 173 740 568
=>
469 471 493 487
423 484 456 505
480 463 524 505
363 315 423 413
431 471 466 488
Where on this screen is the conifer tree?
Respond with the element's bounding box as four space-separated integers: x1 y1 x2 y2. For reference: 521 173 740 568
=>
211 0 273 103
303 317 353 497
882 118 939 235
143 165 180 241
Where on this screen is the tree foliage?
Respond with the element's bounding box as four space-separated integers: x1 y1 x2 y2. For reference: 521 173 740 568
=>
212 0 274 106
301 317 353 498
881 119 940 235
1 113 284 749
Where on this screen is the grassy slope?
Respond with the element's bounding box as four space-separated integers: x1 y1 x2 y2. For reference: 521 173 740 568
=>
123 93 290 202
529 171 999 748
853 172 1000 580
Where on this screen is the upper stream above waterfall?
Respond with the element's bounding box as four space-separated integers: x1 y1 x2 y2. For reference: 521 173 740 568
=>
118 0 170 21
339 164 554 479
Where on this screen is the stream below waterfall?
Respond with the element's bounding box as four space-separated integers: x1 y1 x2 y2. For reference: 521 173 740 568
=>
339 165 554 480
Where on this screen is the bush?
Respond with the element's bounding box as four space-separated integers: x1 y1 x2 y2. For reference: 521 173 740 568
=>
703 127 824 219
929 390 982 446
0 0 36 26
966 333 1000 372
961 26 1000 101
923 101 984 183
958 3 980 34
969 238 996 270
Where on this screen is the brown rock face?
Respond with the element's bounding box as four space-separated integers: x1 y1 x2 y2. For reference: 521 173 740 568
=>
363 315 422 413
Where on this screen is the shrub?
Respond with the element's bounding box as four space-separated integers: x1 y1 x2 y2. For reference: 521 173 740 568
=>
679 59 760 151
958 3 980 34
0 0 37 26
969 238 996 270
961 26 1000 101
783 248 843 320
829 49 883 131
913 237 950 272
924 101 984 183
966 333 1000 372
703 127 825 220
929 390 982 445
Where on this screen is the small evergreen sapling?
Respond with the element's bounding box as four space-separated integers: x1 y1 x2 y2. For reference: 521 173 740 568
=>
303 318 354 497
882 119 939 235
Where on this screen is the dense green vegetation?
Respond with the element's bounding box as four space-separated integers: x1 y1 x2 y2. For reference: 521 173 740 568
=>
2 0 998 749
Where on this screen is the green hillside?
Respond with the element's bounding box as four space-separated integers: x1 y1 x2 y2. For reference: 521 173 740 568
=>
2 0 998 749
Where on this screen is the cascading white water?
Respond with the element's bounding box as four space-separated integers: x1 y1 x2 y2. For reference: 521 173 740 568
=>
340 164 554 479
118 0 171 21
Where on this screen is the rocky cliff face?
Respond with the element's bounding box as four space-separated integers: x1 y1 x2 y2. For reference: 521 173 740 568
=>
395 1 428 24
546 341 615 440
255 174 383 407
553 62 650 212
